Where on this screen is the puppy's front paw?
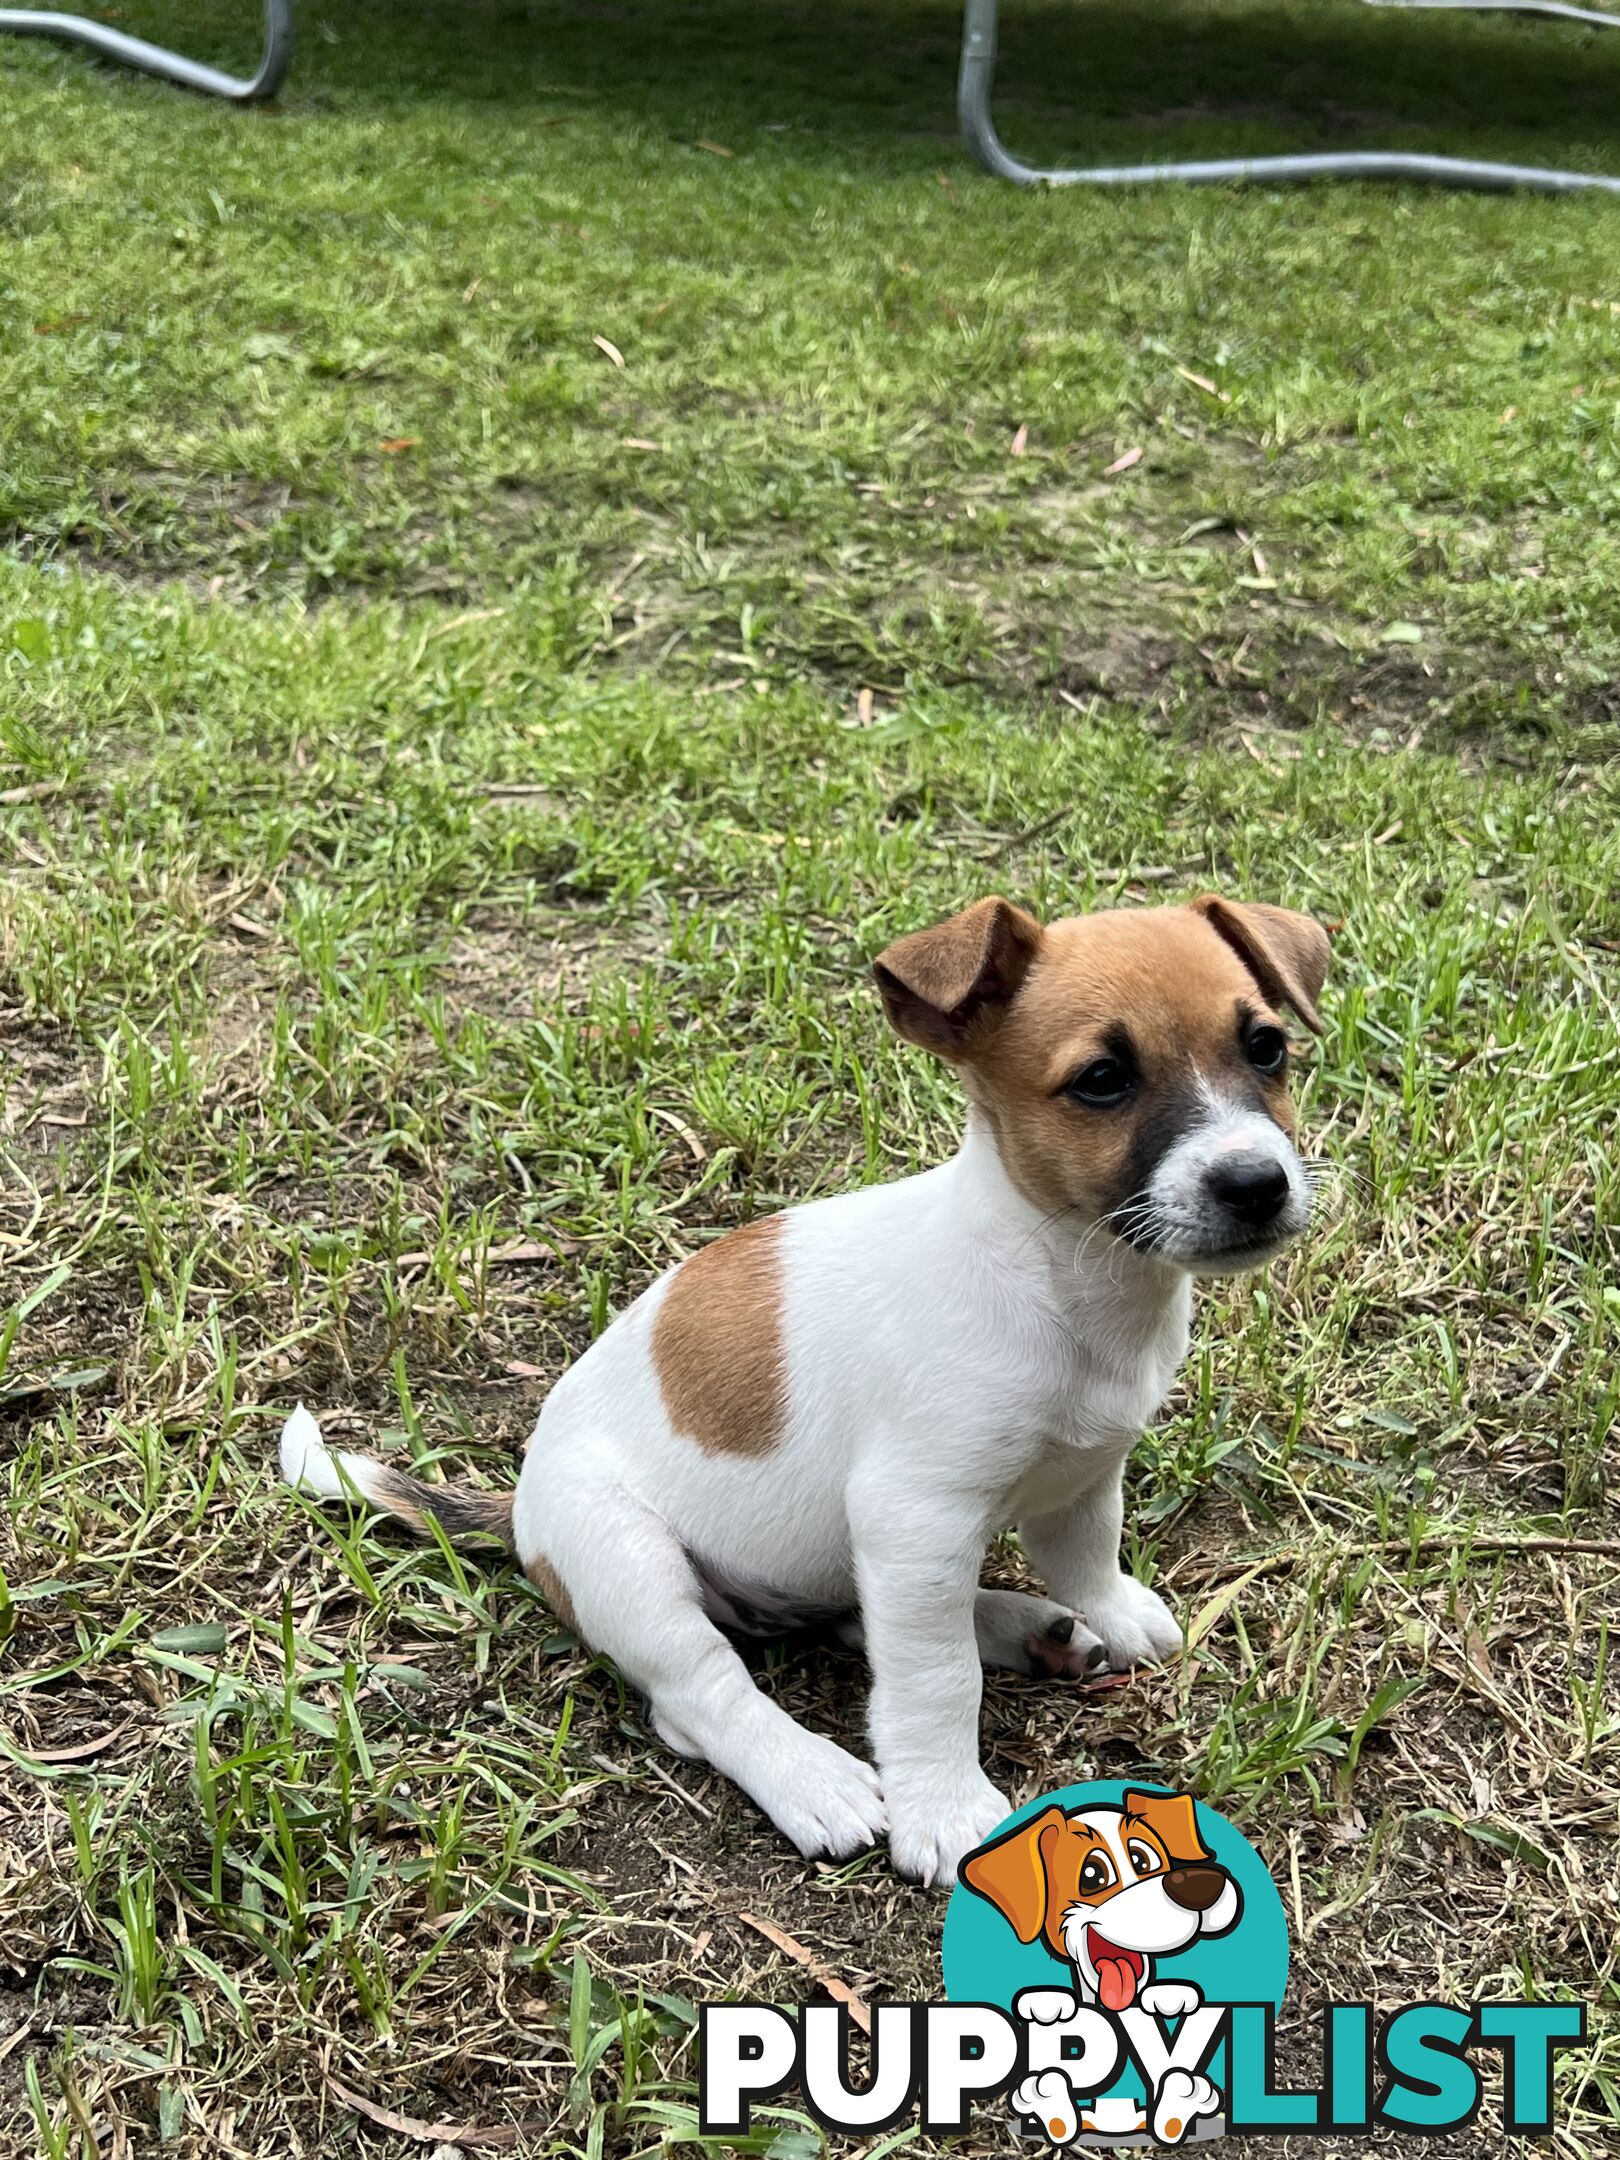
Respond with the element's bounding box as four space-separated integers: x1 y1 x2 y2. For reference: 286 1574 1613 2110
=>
741 1729 887 1861
1139 1979 1203 2020
1086 1575 1183 1672
1015 1987 1080 2025
885 1767 1010 1889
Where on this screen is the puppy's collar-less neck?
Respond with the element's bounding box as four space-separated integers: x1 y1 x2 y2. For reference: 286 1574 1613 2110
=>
948 1114 1191 1349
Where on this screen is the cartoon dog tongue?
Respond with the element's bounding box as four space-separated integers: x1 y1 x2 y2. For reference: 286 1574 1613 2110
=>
1093 1946 1139 2011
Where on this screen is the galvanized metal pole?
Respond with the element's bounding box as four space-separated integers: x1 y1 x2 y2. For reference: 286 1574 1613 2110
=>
958 0 1620 191
0 0 293 101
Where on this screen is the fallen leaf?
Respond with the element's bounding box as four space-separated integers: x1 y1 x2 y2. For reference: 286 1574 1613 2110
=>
1103 447 1143 476
1010 423 1029 457
150 1624 229 1655
0 779 65 805
1174 364 1230 402
503 1360 549 1379
622 436 663 451
856 687 875 727
396 1236 578 1277
19 1718 134 1764
737 1915 871 2035
379 437 419 454
695 139 734 157
326 2077 529 2149
592 334 625 369
1498 405 1519 425
650 1106 708 1164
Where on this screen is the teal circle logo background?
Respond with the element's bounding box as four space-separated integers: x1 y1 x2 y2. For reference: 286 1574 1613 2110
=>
941 1781 1289 2013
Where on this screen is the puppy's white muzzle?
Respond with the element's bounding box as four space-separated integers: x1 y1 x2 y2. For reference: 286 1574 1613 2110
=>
1143 1107 1311 1273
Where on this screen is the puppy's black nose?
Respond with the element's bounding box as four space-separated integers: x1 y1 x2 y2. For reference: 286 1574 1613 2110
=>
1164 1865 1227 1913
1208 1156 1290 1228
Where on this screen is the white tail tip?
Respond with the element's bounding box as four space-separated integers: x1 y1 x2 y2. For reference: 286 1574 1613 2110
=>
279 1402 343 1497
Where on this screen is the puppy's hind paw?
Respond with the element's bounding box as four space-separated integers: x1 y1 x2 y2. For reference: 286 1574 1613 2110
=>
1025 1608 1111 1682
1151 2068 1221 2145
972 1589 1108 1680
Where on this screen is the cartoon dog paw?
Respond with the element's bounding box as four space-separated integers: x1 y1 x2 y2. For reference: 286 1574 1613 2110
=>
1139 1980 1203 2020
1013 1987 1080 2025
1012 2069 1079 2145
1151 2068 1221 2145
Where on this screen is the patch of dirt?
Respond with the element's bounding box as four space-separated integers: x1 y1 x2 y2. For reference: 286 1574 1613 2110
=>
0 1007 95 1170
441 903 670 1025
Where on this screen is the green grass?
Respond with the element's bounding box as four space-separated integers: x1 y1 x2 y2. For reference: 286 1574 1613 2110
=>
2 1 1619 2152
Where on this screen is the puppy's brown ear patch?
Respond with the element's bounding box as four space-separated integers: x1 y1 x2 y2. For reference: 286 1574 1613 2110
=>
874 897 1043 1060
1123 1789 1210 1867
1192 897 1331 1036
653 1215 786 1457
960 1804 1067 1942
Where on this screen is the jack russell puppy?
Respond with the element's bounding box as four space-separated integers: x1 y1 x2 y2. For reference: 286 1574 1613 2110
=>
280 893 1329 1886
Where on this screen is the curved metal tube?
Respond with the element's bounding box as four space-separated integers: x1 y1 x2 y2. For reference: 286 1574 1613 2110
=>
0 0 292 101
958 0 1620 192
1364 0 1620 24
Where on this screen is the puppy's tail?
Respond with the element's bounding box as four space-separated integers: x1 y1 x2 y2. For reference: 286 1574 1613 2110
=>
278 1403 515 1551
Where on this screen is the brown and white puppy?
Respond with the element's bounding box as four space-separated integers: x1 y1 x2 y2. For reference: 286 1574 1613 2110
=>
282 895 1329 1885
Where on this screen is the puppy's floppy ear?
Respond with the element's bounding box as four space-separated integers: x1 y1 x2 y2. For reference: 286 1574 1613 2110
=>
1123 1789 1211 1868
874 897 1043 1060
1191 896 1331 1037
960 1804 1067 1943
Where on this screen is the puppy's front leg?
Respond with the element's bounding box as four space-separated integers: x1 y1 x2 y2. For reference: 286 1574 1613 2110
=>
1020 1450 1182 1673
854 1500 1011 1887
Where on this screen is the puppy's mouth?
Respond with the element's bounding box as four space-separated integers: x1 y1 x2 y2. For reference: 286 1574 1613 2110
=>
1107 1205 1308 1273
1085 1928 1145 2011
1184 1222 1302 1274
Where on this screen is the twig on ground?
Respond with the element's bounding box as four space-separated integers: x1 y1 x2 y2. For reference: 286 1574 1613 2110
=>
737 1913 873 2035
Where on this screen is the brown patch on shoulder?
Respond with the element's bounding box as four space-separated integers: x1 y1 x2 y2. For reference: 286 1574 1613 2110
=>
652 1215 787 1457
525 1553 581 1634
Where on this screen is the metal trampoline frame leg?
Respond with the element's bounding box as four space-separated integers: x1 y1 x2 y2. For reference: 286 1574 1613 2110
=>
957 0 1620 191
0 0 293 101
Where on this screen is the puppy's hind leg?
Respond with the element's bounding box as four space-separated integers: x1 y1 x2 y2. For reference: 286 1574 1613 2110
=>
972 1589 1110 1680
529 1467 885 1861
840 1588 1108 1680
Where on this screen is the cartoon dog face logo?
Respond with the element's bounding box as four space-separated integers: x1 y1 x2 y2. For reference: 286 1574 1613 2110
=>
961 1790 1241 2013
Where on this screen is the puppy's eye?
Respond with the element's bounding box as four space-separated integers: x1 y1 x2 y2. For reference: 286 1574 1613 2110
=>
1064 1057 1136 1107
1245 1025 1288 1077
1126 1841 1162 1877
1078 1853 1116 1894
